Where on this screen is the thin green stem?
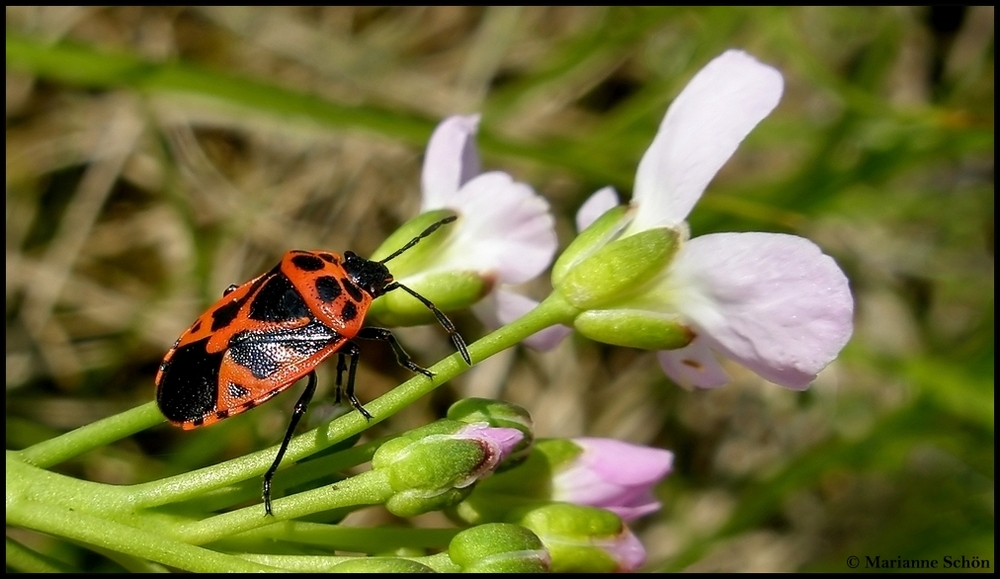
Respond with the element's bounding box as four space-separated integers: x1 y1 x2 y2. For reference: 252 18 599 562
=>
6 499 280 573
17 403 164 468
6 537 76 573
175 469 392 545
226 521 459 552
238 551 459 573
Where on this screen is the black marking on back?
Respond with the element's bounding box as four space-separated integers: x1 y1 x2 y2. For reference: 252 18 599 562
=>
156 338 223 423
316 276 342 303
290 254 325 272
318 253 339 264
228 321 342 380
249 273 310 322
210 269 274 332
341 277 364 302
341 301 358 322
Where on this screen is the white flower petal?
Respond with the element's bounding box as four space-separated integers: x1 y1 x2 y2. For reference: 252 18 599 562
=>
631 50 784 232
493 289 571 351
421 114 482 210
657 338 730 388
436 171 557 285
668 232 854 389
576 186 620 232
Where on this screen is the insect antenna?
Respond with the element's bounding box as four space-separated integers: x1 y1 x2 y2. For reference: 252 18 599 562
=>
379 215 457 264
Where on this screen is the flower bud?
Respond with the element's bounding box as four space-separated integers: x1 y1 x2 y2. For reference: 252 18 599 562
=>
372 420 524 518
516 503 646 572
447 398 534 468
451 437 672 526
448 523 550 573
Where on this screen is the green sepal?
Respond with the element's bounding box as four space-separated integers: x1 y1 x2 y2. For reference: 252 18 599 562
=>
515 503 624 573
449 438 584 525
556 227 680 310
371 420 464 469
386 486 474 518
448 523 550 573
368 269 490 326
573 309 694 350
551 205 629 286
368 209 456 272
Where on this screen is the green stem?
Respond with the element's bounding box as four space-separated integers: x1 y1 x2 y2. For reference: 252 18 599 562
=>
16 403 164 468
6 537 76 573
238 551 459 573
225 521 459 552
176 469 392 545
183 437 383 513
5 498 279 572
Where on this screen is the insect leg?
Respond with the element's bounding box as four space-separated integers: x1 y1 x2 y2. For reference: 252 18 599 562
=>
356 326 434 379
381 283 472 365
334 351 348 406
339 341 373 421
262 371 317 516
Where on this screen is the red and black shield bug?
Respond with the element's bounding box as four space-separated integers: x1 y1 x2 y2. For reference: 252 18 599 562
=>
155 216 471 515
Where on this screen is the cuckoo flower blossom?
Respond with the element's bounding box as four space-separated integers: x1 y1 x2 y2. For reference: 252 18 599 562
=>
370 115 561 348
554 50 853 389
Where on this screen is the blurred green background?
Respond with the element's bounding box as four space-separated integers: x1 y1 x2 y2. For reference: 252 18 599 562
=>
6 7 993 572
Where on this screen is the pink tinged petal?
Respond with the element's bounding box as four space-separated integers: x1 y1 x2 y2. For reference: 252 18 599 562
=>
553 438 673 521
600 526 647 572
576 186 621 232
437 171 557 284
630 50 784 232
669 232 854 389
454 423 525 481
421 114 482 211
493 289 572 351
657 337 731 389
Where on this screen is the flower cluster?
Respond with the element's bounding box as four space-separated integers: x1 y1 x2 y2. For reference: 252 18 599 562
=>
391 49 852 391
359 49 853 570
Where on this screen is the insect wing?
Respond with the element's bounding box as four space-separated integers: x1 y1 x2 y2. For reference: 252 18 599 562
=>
207 321 346 427
156 265 346 428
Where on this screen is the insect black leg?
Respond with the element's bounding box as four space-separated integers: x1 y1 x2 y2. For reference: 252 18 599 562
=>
382 283 472 365
357 326 435 379
340 341 373 421
262 371 317 516
334 351 348 406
